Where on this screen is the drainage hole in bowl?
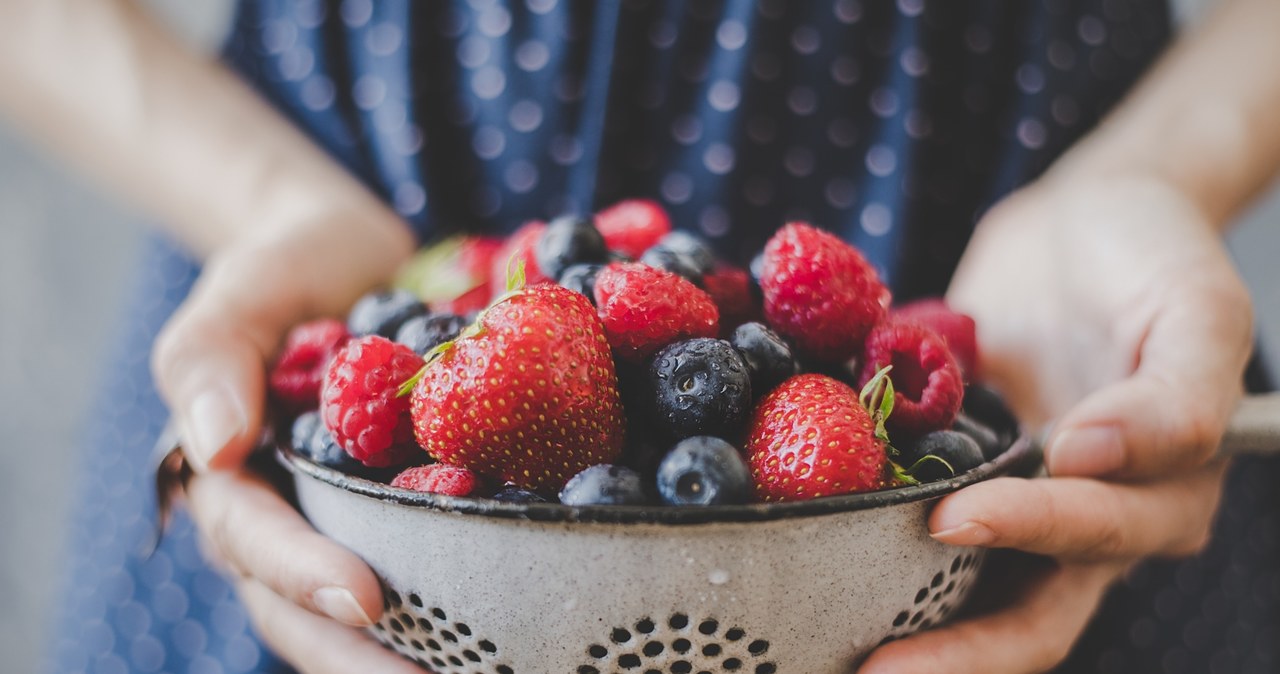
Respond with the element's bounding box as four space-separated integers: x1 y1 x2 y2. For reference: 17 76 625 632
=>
583 615 775 673
369 593 514 674
886 551 985 640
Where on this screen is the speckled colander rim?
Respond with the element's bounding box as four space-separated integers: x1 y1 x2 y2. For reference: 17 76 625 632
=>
276 434 1040 525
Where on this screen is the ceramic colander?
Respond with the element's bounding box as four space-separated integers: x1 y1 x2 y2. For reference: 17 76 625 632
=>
277 416 1039 674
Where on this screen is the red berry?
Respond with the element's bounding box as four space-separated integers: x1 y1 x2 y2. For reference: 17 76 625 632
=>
320 336 424 467
491 221 552 295
391 464 481 496
858 321 963 438
760 222 890 361
595 199 672 259
269 319 350 411
701 265 761 336
435 284 491 316
891 298 979 379
593 262 720 362
411 284 626 493
746 374 890 502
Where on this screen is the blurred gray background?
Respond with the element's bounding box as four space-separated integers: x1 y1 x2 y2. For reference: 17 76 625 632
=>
0 1 1275 673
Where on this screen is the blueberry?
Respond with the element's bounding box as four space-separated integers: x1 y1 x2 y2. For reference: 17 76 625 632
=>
639 246 705 284
347 289 428 338
730 322 798 397
557 263 603 304
903 430 984 482
962 383 1019 439
656 437 751 506
639 231 717 285
535 214 608 280
290 411 321 454
647 338 752 441
559 465 649 506
658 231 717 274
747 252 765 303
299 421 366 474
492 486 549 504
395 313 467 355
952 413 1004 462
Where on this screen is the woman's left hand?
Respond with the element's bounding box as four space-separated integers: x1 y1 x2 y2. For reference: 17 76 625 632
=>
859 172 1252 674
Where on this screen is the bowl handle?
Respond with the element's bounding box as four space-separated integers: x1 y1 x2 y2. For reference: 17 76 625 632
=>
1219 393 1280 457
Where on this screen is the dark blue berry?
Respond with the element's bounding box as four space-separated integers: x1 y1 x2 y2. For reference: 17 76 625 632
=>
290 412 321 453
952 413 1004 462
535 214 608 280
395 313 467 355
962 384 1019 440
639 232 717 286
347 289 428 338
639 245 705 285
904 431 984 482
558 263 603 305
559 465 649 506
748 252 765 299
730 322 798 397
299 420 366 474
656 437 751 506
657 231 716 275
647 338 752 441
492 486 549 504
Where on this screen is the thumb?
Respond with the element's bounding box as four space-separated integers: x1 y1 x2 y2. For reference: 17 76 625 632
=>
1045 282 1253 479
152 250 305 471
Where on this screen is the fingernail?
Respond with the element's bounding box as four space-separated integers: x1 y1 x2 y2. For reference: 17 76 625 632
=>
931 521 996 546
1049 425 1125 476
185 382 246 470
313 587 375 627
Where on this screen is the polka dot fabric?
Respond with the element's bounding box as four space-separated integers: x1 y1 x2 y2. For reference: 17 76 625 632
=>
46 1 1279 673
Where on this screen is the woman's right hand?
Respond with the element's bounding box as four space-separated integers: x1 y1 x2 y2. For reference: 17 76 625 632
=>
152 215 424 673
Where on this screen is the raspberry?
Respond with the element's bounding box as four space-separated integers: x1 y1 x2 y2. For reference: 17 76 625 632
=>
760 222 890 361
858 321 963 438
391 464 482 496
320 335 424 467
491 221 551 294
891 298 979 378
595 199 672 259
701 265 760 335
268 319 350 411
593 262 719 362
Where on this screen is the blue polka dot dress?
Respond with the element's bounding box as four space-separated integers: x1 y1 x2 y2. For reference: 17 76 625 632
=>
47 1 1280 673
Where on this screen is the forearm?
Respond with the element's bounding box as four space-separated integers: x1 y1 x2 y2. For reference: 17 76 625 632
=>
0 0 413 263
1049 0 1280 228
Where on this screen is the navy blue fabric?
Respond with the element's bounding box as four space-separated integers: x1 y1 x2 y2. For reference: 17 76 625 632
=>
48 2 1278 673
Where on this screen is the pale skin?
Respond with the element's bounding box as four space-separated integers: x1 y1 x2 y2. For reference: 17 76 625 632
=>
1 1 1277 672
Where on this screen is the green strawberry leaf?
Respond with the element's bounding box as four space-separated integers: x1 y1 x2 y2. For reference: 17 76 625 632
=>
859 364 893 409
393 236 475 302
904 454 956 478
888 458 920 486
506 256 527 293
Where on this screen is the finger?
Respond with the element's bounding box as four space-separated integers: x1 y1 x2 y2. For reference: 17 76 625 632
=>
1046 276 1253 478
929 469 1224 560
237 578 422 674
152 248 307 471
858 561 1121 674
186 469 384 626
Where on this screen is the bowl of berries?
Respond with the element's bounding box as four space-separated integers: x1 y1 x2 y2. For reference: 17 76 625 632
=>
271 201 1038 674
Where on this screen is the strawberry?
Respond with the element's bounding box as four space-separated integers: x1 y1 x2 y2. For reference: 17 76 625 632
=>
891 298 978 379
595 199 672 259
491 221 552 295
409 283 626 493
745 374 894 501
396 235 505 315
759 222 890 362
593 262 720 362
